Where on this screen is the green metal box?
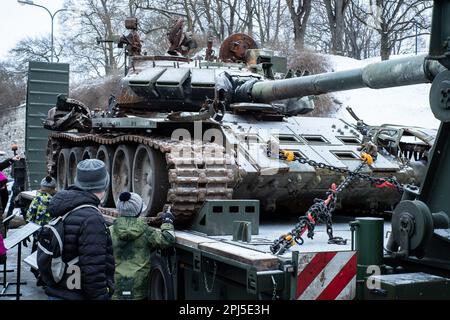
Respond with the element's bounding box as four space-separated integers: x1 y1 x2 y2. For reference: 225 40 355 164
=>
190 200 260 236
365 272 450 299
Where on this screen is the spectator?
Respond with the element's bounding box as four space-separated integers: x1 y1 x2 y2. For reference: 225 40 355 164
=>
45 159 115 300
0 155 20 214
26 175 57 286
26 176 57 226
110 192 175 300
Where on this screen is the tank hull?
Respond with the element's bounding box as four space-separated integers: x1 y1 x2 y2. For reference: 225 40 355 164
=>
47 113 423 222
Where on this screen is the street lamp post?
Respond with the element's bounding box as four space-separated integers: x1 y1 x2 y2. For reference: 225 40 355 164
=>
18 0 68 63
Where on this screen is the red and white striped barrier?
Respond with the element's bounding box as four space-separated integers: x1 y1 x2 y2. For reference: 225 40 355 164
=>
296 251 357 300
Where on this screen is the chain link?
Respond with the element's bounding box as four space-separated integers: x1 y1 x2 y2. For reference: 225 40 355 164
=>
271 275 278 300
203 261 217 293
293 156 404 193
270 151 405 255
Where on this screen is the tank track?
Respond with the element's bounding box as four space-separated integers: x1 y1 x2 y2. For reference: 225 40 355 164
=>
47 132 238 223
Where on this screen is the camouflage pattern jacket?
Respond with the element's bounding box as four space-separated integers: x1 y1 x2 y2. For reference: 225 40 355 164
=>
26 190 54 226
110 217 175 300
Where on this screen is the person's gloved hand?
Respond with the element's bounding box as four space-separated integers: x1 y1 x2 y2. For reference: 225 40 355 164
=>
22 236 31 248
161 206 175 224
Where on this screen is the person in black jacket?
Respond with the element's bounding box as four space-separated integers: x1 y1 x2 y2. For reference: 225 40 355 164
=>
46 159 115 300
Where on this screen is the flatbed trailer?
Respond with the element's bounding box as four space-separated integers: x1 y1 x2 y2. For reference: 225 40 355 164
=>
19 191 357 300
143 219 357 300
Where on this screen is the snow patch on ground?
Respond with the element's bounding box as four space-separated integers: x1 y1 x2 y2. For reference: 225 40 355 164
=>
325 54 440 129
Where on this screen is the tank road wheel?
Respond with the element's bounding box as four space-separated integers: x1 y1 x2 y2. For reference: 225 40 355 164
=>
148 255 175 300
56 149 70 190
68 147 84 186
132 145 169 216
96 145 115 207
112 145 136 205
82 146 98 160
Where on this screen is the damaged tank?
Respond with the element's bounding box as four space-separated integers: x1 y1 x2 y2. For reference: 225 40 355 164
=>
44 17 441 223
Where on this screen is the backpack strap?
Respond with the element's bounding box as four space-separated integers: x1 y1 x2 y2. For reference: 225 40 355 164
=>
57 205 100 267
62 204 101 221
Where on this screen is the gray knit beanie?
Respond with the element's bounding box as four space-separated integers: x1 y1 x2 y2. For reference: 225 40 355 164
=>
41 176 56 189
74 159 109 193
117 192 144 217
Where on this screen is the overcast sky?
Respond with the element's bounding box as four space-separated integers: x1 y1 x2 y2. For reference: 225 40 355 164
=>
0 0 65 59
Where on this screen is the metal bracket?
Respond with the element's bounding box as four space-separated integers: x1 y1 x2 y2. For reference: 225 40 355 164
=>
193 251 202 272
246 268 257 294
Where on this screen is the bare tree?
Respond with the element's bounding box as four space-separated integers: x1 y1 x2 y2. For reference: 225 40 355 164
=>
352 0 432 60
344 1 377 59
323 0 350 55
9 36 65 70
305 2 331 53
0 62 26 109
62 0 126 76
286 0 312 50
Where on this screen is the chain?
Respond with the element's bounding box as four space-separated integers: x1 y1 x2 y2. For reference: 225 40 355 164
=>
270 150 405 255
291 156 404 193
203 261 217 293
271 275 278 300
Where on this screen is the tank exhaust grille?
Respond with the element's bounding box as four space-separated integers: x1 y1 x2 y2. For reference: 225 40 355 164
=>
278 135 301 143
302 135 329 144
338 137 361 145
332 151 359 160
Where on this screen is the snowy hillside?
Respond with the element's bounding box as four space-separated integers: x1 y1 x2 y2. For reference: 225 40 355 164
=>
326 54 440 129
0 104 25 171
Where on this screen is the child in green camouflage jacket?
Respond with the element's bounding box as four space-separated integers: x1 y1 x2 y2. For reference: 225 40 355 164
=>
110 192 175 300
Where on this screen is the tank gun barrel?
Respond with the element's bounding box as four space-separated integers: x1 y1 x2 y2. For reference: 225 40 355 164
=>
250 54 446 103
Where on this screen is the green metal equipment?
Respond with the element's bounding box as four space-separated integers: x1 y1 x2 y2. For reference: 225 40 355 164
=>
25 62 69 189
385 0 450 275
350 217 384 299
348 0 450 299
364 273 450 299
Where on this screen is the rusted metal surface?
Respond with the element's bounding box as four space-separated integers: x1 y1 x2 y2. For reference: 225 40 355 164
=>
47 132 238 223
167 18 185 55
205 26 215 61
131 55 191 63
125 17 138 30
116 86 146 106
119 30 142 57
219 33 258 62
166 18 197 57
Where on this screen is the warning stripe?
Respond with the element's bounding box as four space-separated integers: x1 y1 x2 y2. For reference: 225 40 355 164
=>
296 251 357 300
298 251 355 300
295 251 337 298
335 275 356 300
316 253 357 300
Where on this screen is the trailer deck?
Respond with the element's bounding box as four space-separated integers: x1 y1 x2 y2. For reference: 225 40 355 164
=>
17 191 376 299
18 190 390 266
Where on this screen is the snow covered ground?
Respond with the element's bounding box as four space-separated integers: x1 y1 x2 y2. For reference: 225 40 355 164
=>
326 53 440 130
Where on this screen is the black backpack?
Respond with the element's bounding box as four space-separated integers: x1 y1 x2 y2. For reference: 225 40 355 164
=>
36 204 99 286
